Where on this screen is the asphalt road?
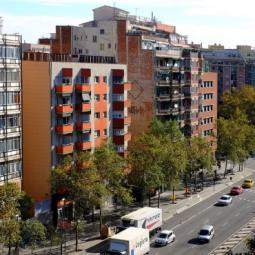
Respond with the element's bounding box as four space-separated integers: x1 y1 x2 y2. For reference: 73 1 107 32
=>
150 172 255 255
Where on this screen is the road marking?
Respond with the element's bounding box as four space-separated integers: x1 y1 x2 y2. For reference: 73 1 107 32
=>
221 222 228 227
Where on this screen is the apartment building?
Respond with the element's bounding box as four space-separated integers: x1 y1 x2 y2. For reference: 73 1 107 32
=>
40 6 209 138
22 57 130 202
0 33 22 185
202 49 245 97
198 72 217 149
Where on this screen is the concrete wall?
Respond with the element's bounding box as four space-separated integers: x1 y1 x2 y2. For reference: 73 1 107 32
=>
22 61 51 201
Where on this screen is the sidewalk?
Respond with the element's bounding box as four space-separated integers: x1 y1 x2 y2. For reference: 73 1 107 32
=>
19 163 254 255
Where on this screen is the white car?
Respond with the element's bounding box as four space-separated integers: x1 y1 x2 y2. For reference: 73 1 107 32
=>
217 194 232 206
198 225 214 242
155 230 175 246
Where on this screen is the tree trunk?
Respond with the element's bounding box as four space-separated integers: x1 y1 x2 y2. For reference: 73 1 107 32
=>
75 222 78 252
99 205 102 236
194 173 197 193
148 192 151 207
91 206 95 222
172 187 175 204
8 244 11 255
224 159 228 178
239 162 241 172
15 242 19 255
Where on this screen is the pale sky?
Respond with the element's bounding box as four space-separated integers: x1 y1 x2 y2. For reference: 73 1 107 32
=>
1 0 255 48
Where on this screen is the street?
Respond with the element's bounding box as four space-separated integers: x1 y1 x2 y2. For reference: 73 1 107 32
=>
150 172 255 255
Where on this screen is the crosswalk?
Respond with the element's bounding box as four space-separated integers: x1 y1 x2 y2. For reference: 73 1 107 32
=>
209 217 255 255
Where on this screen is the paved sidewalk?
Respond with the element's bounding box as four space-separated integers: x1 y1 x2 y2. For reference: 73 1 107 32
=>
19 164 254 255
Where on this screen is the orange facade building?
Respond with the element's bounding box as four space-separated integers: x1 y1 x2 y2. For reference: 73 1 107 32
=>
22 59 131 203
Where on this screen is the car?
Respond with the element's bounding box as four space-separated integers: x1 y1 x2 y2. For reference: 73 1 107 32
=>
197 225 214 242
217 195 232 205
155 230 175 246
230 186 244 195
242 179 254 188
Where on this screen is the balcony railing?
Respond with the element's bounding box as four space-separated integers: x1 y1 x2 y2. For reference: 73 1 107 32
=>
55 84 73 94
76 103 91 112
75 84 91 93
76 141 91 150
55 124 74 134
76 122 91 132
56 144 74 155
55 105 73 115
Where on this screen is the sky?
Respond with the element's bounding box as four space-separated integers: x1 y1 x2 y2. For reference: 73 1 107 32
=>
1 0 255 48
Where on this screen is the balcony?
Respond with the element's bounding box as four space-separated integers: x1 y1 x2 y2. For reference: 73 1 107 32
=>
112 100 131 111
76 103 91 112
75 84 91 93
55 124 74 134
55 84 73 94
56 144 74 155
76 122 91 132
76 141 91 151
113 116 131 129
55 105 73 115
112 83 131 94
113 133 131 145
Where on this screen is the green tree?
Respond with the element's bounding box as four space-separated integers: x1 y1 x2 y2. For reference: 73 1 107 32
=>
186 136 214 191
246 236 255 254
128 132 163 206
93 141 133 232
21 219 46 253
18 193 34 220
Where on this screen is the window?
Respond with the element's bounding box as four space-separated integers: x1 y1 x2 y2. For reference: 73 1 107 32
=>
103 76 107 83
94 76 99 83
108 43 111 49
103 111 107 118
0 92 20 105
0 70 20 82
93 35 97 42
78 49 82 54
94 94 100 101
103 129 107 136
103 94 107 100
100 43 104 51
100 29 105 35
94 112 100 118
94 130 100 138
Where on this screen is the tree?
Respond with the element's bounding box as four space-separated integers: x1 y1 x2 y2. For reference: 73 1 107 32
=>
128 132 163 206
246 236 255 254
93 141 133 231
21 219 46 253
18 193 34 220
186 136 214 191
0 183 22 255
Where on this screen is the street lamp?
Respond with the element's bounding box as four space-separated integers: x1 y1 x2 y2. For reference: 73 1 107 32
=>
60 198 66 255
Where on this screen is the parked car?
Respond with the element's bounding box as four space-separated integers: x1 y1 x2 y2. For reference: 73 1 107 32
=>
230 186 244 195
242 179 254 188
155 230 175 246
197 225 214 242
217 195 232 206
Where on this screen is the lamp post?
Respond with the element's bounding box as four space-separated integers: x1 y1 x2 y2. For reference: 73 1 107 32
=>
60 198 66 255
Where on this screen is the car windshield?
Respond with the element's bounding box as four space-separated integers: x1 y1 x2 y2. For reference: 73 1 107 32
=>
221 196 228 200
245 180 251 183
199 229 209 235
158 233 168 238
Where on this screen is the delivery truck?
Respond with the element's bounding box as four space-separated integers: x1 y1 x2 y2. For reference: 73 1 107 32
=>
119 207 162 234
105 227 150 255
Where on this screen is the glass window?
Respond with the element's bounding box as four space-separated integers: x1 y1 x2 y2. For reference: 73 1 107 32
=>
94 94 100 101
100 29 105 35
94 112 100 118
94 76 99 83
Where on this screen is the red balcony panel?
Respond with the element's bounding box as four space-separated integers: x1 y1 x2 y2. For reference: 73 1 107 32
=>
113 117 131 129
55 85 73 94
62 68 72 77
112 83 131 94
75 84 91 93
76 141 91 150
113 133 131 145
76 122 91 132
56 105 73 115
81 68 91 77
112 69 124 76
76 103 91 112
56 144 74 155
56 124 74 134
112 100 131 111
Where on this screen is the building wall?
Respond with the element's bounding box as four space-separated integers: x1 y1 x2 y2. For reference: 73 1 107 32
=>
126 35 154 137
22 61 51 201
199 72 217 149
0 34 22 186
51 26 72 54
